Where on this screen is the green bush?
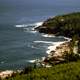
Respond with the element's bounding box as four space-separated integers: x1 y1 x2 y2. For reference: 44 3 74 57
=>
4 60 80 80
39 12 80 38
63 51 80 62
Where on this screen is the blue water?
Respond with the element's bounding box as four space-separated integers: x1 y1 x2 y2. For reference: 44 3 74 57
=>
0 0 80 70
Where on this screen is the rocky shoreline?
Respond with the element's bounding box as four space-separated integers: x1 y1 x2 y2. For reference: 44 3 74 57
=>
34 12 80 67
0 36 74 79
0 70 22 79
41 38 71 67
1 12 80 79
30 35 72 68
0 27 72 80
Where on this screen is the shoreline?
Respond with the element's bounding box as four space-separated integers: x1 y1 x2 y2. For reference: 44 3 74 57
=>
28 33 72 67
0 70 22 79
28 26 72 66
46 36 71 55
0 25 72 79
38 36 72 68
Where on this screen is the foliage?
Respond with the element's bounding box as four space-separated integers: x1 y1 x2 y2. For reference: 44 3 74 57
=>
22 66 34 74
4 12 80 80
4 60 80 80
38 12 80 38
63 51 80 62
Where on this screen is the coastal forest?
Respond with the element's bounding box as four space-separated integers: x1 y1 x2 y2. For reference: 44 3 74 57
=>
36 12 80 38
3 12 80 80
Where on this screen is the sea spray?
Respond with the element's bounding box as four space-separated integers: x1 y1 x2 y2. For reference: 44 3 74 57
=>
15 22 43 33
42 34 55 38
15 22 43 28
34 41 54 44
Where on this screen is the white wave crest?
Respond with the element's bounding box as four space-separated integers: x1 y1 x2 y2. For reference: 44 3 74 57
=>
23 27 37 33
32 22 43 30
15 22 43 28
28 59 41 63
34 41 53 44
64 37 72 41
46 41 67 54
15 24 28 28
42 34 55 38
28 60 36 63
34 22 43 27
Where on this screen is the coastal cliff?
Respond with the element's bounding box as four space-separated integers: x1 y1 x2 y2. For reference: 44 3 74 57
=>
2 12 80 80
35 12 80 38
35 12 80 66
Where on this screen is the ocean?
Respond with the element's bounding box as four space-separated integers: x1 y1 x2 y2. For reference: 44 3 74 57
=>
0 0 80 70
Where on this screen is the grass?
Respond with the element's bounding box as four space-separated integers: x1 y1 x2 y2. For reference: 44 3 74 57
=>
5 60 80 80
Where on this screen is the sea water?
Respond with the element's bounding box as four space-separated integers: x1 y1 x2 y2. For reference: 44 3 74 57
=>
0 0 80 70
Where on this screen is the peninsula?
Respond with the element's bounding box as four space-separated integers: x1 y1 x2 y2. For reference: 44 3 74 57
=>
35 12 80 67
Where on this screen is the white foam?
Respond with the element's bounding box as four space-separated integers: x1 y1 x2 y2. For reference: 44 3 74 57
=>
64 37 72 41
15 24 28 28
46 41 66 54
15 22 43 34
34 22 43 27
32 22 43 31
15 22 43 28
28 60 36 63
28 59 42 63
15 23 35 28
29 31 37 33
23 28 37 33
42 34 55 38
34 41 53 44
46 36 72 54
58 36 72 41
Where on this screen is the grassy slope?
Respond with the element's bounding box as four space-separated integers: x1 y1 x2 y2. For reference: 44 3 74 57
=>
5 60 80 80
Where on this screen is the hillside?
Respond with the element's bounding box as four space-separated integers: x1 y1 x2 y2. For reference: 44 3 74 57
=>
36 12 80 38
35 12 80 53
3 12 80 80
5 60 80 80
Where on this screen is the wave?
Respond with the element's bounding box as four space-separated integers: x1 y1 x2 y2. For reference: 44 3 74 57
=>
33 22 43 28
64 37 72 41
15 24 28 28
23 27 38 34
27 60 36 63
27 43 42 50
15 22 43 28
15 22 43 34
34 41 53 44
46 41 67 54
30 22 43 31
42 34 55 38
28 59 41 63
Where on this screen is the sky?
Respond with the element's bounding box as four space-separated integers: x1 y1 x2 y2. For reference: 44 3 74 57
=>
0 0 80 6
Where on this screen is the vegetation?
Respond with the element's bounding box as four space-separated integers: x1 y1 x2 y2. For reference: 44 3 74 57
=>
36 12 80 56
63 51 80 62
36 12 80 38
4 60 80 80
3 12 80 80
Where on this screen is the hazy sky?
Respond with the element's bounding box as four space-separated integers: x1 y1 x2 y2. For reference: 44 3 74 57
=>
0 0 79 11
0 0 80 24
0 0 80 6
